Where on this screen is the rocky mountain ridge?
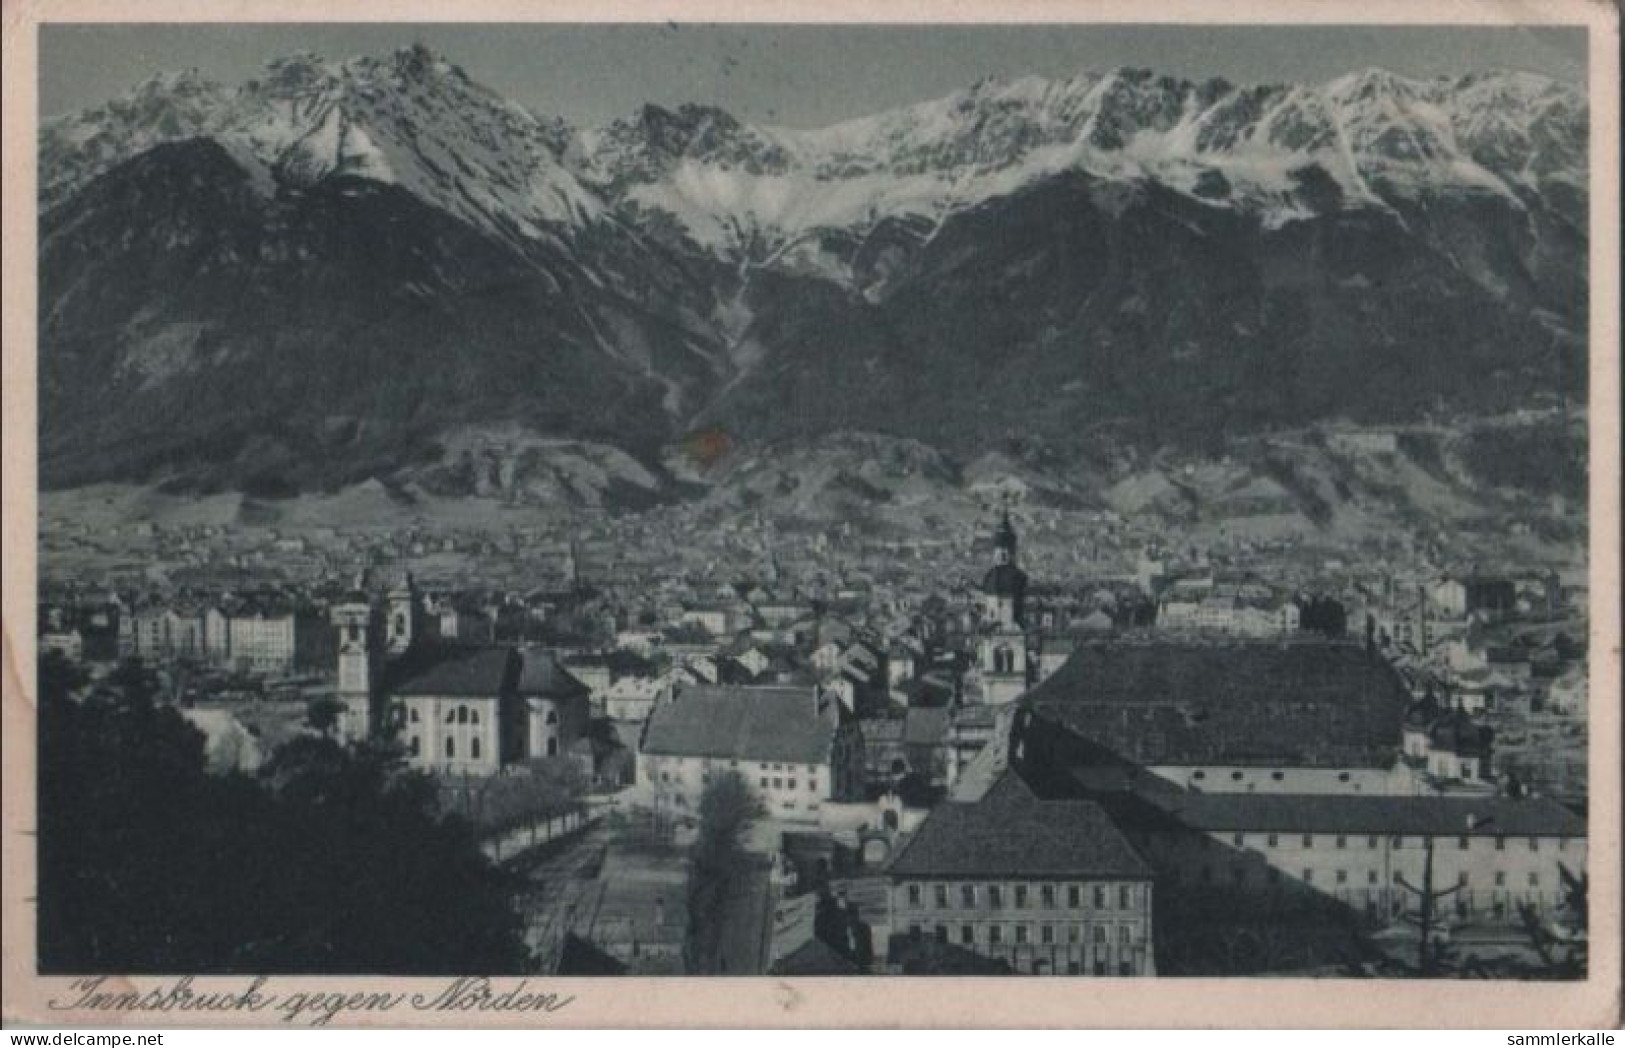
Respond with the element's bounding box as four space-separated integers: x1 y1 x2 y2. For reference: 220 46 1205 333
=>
39 46 1589 496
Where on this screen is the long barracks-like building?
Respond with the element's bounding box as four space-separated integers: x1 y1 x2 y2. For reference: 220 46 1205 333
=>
885 640 1586 975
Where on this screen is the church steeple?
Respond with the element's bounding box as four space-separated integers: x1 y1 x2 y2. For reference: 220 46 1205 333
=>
981 505 1028 629
978 503 1031 704
993 505 1018 567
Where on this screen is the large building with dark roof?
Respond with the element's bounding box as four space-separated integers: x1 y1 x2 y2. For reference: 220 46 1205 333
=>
1022 639 1418 793
885 764 1155 976
885 641 1587 973
1015 683 1586 934
332 576 591 775
638 684 863 823
1099 781 1586 929
386 645 591 776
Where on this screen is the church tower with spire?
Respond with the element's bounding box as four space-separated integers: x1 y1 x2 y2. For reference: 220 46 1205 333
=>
978 506 1033 704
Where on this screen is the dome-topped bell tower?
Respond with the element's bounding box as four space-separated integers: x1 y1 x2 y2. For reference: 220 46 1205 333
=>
978 506 1032 704
981 507 1028 629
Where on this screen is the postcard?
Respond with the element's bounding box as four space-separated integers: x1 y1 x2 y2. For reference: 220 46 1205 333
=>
2 0 1619 1029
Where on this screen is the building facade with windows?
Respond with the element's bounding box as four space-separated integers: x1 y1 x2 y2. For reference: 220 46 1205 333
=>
637 684 863 822
1119 791 1585 925
1003 669 1588 931
227 605 298 672
384 645 592 776
885 771 1155 976
331 579 590 774
391 647 524 776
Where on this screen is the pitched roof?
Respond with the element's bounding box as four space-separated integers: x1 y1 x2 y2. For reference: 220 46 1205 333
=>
767 893 861 977
641 685 835 765
1024 640 1408 768
563 650 653 675
887 772 1152 879
1121 790 1585 838
555 933 628 976
393 647 517 697
770 935 861 977
517 649 590 698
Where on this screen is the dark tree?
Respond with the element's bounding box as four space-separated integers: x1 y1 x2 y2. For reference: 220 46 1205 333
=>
684 771 764 972
1519 864 1587 979
37 664 527 974
303 696 346 737
38 649 87 705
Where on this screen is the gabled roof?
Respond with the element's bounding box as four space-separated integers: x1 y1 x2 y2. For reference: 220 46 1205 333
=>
1024 640 1408 768
518 649 590 699
887 772 1152 879
641 685 835 765
767 893 861 977
563 650 653 676
555 933 628 976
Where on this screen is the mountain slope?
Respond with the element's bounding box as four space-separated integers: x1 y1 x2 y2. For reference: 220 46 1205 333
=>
692 171 1582 454
38 49 1588 492
39 138 727 491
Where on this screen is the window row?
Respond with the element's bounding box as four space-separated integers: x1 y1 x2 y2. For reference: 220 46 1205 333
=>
907 921 1143 950
406 734 482 760
758 776 819 793
904 882 1143 911
1177 865 1543 889
391 703 484 726
1210 832 1559 853
1192 769 1356 783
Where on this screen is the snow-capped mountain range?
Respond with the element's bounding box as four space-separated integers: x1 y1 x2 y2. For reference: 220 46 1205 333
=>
38 45 1588 493
44 47 1585 265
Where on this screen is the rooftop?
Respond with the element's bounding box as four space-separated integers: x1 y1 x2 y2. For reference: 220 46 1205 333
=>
887 772 1152 880
393 646 517 697
1117 790 1584 839
641 684 836 765
1024 641 1409 768
518 648 591 699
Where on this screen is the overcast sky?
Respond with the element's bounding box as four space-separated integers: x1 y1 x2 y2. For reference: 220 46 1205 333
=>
41 24 1588 128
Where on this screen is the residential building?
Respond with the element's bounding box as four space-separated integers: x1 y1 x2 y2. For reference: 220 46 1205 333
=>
638 684 863 823
886 771 1155 976
1120 790 1586 925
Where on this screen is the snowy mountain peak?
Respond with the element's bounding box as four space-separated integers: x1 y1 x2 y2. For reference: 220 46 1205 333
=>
573 62 1583 264
42 45 601 239
43 50 1585 273
38 51 1589 493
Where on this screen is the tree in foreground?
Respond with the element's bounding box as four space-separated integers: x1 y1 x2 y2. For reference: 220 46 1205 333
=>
684 771 764 972
1519 864 1587 979
38 660 527 974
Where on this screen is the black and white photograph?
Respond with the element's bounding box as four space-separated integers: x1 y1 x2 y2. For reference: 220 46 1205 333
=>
3 1 1619 1029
